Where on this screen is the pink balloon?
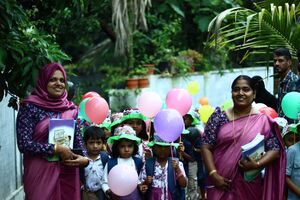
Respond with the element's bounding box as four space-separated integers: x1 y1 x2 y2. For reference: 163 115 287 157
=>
166 88 192 116
154 109 184 142
254 103 267 110
81 91 100 102
138 92 162 118
108 164 138 196
85 97 109 124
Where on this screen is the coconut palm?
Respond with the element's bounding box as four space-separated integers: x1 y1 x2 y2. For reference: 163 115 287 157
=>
112 0 151 67
207 0 300 66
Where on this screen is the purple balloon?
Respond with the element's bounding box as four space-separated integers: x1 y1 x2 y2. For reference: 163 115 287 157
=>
154 109 184 142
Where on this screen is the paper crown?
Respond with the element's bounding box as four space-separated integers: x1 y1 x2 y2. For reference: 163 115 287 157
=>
107 125 141 145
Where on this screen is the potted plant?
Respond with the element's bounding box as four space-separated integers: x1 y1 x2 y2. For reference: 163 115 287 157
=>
178 49 203 72
168 56 191 76
127 66 149 89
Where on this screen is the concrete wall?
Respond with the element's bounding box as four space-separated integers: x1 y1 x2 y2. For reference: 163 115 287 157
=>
109 67 274 111
0 95 24 200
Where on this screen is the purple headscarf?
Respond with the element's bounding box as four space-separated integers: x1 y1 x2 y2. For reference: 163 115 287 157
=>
23 63 76 112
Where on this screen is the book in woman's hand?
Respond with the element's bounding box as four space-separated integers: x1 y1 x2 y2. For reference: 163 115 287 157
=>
47 119 75 161
241 133 265 182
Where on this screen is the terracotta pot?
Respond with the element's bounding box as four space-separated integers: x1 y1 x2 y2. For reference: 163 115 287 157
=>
126 78 139 89
143 64 155 75
138 77 149 88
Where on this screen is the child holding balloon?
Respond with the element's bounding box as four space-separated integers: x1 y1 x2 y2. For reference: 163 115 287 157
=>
139 135 187 200
102 125 143 200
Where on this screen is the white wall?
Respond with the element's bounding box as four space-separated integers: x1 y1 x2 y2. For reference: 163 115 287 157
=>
0 95 24 200
109 67 274 111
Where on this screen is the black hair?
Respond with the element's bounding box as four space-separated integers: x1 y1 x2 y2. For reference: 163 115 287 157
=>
123 119 149 141
252 75 265 91
111 138 139 158
231 75 255 91
83 126 106 143
273 47 292 60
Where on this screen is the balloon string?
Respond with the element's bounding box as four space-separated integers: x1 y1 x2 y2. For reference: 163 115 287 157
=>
170 145 177 186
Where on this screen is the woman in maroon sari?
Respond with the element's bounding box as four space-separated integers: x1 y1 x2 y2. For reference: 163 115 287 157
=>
17 63 89 200
201 75 286 200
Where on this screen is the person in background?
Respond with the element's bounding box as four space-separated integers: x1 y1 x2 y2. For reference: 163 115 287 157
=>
82 126 109 200
252 75 277 111
201 75 285 200
282 124 300 149
16 63 89 200
182 110 202 200
286 122 300 200
288 49 300 92
273 48 299 121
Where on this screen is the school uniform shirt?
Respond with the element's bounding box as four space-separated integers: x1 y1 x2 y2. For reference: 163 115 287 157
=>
286 141 300 200
102 157 136 193
84 155 104 192
139 160 186 200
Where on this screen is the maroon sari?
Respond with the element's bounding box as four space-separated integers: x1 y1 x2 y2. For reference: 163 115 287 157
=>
23 109 80 200
206 113 285 200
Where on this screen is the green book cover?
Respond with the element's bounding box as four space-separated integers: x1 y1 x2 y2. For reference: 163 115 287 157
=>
241 133 265 182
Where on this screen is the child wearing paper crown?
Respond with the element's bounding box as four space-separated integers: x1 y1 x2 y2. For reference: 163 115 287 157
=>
122 108 152 161
286 122 300 199
102 125 143 200
139 135 187 200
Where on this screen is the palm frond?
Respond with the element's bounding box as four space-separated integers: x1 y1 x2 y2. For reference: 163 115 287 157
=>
207 2 300 65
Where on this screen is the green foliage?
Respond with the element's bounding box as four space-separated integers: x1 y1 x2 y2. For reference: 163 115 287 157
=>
0 0 70 109
207 0 300 66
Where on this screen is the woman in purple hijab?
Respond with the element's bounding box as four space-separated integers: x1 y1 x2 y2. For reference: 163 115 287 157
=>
17 63 89 200
200 75 286 200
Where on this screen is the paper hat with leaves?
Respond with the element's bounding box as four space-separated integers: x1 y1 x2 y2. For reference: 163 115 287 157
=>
122 108 147 122
107 125 141 145
186 108 201 125
148 135 179 148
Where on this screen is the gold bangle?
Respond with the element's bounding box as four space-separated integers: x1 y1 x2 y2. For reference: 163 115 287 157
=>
209 169 217 176
54 144 57 153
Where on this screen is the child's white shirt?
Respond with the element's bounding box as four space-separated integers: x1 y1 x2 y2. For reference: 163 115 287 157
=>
102 157 136 193
84 155 104 192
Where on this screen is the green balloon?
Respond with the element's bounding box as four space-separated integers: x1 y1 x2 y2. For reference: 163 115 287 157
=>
79 98 91 122
221 99 233 111
281 92 300 120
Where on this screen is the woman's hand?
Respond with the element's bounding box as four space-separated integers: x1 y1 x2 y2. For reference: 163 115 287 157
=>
63 154 89 167
238 156 260 172
210 172 232 191
56 144 74 161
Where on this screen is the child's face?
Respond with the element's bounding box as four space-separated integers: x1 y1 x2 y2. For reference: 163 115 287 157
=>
183 115 193 128
125 119 143 135
284 132 300 148
86 138 103 157
118 139 135 158
153 145 170 159
102 128 111 139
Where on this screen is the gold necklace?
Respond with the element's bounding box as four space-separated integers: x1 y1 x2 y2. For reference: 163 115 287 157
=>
232 107 252 144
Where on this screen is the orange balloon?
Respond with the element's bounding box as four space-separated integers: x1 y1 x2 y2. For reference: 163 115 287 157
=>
199 97 209 105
